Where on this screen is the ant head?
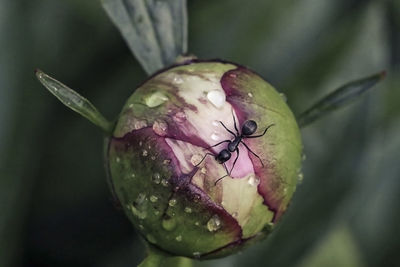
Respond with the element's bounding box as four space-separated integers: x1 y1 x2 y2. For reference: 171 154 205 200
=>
216 149 231 164
242 120 257 136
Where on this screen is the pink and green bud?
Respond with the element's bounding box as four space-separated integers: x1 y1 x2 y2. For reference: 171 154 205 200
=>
107 60 303 259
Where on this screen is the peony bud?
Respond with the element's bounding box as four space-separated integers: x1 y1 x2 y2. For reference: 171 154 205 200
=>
106 60 302 259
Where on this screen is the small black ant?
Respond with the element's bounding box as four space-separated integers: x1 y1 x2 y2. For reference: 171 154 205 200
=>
196 110 274 184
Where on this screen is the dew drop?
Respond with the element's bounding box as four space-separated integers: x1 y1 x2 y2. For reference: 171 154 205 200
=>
134 120 148 130
173 76 183 84
150 195 158 203
131 173 136 178
145 92 169 107
173 111 187 123
279 93 287 102
152 173 161 184
130 204 147 219
151 156 156 160
211 132 220 141
116 157 121 163
247 174 260 186
138 224 144 230
232 212 238 218
162 217 177 231
248 92 253 98
169 199 177 207
153 120 168 136
175 235 182 242
212 120 219 127
191 154 203 166
194 221 200 226
207 90 226 108
136 193 146 205
161 179 169 187
184 207 192 213
163 159 171 165
154 210 160 216
193 194 201 202
128 103 134 108
142 150 148 157
302 153 307 161
200 167 207 174
207 215 221 232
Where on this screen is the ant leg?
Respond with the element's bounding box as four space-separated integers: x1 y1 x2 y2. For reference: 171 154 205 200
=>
214 163 229 185
231 109 239 135
219 121 236 137
206 140 230 149
240 141 264 167
194 153 214 167
245 124 275 138
229 148 240 175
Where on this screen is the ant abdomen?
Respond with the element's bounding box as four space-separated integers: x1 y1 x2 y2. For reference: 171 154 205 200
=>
242 120 257 136
215 149 231 164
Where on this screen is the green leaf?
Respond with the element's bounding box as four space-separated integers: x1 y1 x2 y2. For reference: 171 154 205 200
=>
101 0 188 75
35 69 113 133
297 71 386 128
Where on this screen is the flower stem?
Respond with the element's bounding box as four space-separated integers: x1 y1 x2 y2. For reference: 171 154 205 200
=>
35 69 113 134
138 245 193 267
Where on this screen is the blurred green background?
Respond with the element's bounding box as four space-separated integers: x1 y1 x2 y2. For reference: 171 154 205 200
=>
1 0 399 266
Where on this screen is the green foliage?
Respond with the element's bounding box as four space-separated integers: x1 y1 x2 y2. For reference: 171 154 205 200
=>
101 0 187 75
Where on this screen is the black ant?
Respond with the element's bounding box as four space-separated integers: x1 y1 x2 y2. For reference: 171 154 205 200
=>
196 111 274 184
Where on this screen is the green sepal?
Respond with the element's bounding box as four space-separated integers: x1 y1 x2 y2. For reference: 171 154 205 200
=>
35 69 113 134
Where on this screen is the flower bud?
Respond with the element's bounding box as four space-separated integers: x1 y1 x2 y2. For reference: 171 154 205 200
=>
106 60 302 259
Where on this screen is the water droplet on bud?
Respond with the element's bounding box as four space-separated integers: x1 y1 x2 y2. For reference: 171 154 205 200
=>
145 92 169 107
169 199 177 207
152 120 168 136
173 76 183 84
184 207 192 213
212 120 219 127
161 179 169 187
247 174 260 186
211 132 220 141
207 90 226 108
152 173 161 184
207 215 221 232
150 195 158 202
130 193 147 219
173 111 187 123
